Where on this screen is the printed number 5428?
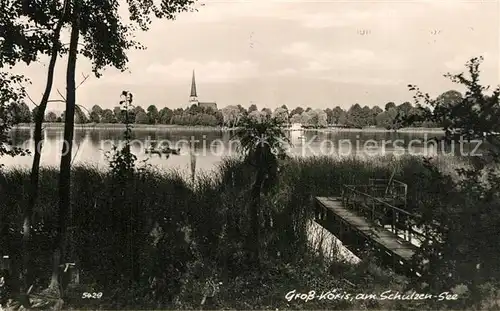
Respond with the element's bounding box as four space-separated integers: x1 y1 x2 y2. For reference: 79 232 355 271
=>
82 292 103 299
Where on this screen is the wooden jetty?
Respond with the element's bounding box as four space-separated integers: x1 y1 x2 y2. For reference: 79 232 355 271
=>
314 178 428 277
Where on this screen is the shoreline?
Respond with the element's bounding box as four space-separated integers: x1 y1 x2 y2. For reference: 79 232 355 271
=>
12 123 444 133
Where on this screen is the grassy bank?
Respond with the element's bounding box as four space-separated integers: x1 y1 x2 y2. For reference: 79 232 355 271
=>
12 123 444 133
316 127 444 134
13 123 225 131
0 155 479 309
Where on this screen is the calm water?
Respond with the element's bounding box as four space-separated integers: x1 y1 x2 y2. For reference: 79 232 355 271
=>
4 128 466 175
3 127 467 263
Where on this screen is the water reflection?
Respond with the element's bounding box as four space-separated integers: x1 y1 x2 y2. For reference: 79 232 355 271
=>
3 128 478 174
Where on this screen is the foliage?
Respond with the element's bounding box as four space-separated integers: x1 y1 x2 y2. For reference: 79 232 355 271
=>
0 154 478 310
10 102 31 124
55 99 452 129
0 73 30 168
234 114 290 261
221 105 241 127
410 57 500 157
45 111 58 122
0 0 64 68
272 106 289 123
236 114 289 169
105 91 142 179
406 56 500 307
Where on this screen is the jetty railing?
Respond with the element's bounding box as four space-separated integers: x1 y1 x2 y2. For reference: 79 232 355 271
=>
341 180 429 244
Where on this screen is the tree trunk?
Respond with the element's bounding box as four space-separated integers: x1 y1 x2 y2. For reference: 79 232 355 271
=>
23 0 69 293
49 0 80 293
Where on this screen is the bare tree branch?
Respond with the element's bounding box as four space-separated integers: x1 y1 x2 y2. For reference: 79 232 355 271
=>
21 73 89 109
24 91 39 107
56 89 65 101
56 73 89 101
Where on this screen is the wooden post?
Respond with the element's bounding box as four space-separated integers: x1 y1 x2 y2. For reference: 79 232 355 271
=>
408 219 412 243
339 220 343 240
406 217 410 242
392 211 396 236
371 198 375 222
0 256 10 273
314 201 319 221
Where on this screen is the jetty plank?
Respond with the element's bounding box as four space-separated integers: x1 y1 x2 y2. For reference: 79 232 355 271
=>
315 197 417 261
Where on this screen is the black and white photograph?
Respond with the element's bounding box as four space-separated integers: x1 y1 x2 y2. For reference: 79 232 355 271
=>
0 0 499 309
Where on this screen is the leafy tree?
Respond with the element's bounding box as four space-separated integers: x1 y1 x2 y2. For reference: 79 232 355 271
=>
371 106 383 125
248 110 264 122
235 114 289 263
261 108 272 116
272 107 288 123
89 105 102 122
11 102 32 124
101 109 116 123
435 90 463 109
324 108 333 124
134 106 145 115
75 105 88 124
375 107 401 130
290 113 302 124
346 103 364 127
434 90 463 128
300 111 311 125
146 104 159 124
31 107 39 122
248 104 258 113
237 104 247 116
331 106 346 124
158 107 173 124
361 105 373 126
89 110 100 123
2 2 74 294
337 111 347 125
305 109 327 127
113 106 124 123
135 111 149 124
385 102 396 111
222 105 241 127
0 73 31 300
290 107 304 116
91 104 103 115
106 92 137 177
371 106 383 115
398 101 413 116
408 57 500 305
214 110 224 126
0 73 30 167
49 0 196 295
45 111 58 122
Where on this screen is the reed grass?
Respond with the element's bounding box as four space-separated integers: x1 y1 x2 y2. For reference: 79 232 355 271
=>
0 155 471 309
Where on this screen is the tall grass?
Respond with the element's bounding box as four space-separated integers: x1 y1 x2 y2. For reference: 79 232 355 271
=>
0 155 470 309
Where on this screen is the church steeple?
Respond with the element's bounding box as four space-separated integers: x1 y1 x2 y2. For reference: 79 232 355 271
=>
189 70 199 107
190 70 197 97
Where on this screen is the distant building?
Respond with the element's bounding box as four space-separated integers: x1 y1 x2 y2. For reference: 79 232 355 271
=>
189 70 217 111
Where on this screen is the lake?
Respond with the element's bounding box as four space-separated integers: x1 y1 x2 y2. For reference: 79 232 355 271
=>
3 127 475 264
3 127 475 175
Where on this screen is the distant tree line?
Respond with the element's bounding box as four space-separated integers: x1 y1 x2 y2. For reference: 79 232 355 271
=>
10 89 463 129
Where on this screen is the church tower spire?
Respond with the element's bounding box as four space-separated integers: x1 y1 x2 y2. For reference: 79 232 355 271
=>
189 70 198 106
190 70 197 97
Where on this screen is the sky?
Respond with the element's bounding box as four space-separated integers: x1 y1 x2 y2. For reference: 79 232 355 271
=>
12 0 500 113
